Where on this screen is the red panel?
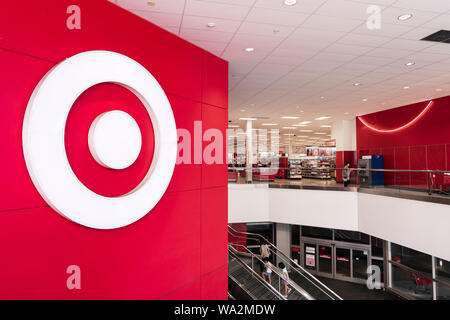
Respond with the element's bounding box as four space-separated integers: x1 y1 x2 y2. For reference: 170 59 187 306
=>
0 0 228 300
202 51 228 109
427 144 446 170
65 83 154 197
202 105 228 189
201 187 228 275
201 266 228 300
382 147 395 186
0 191 201 299
336 151 343 182
166 94 202 193
447 144 450 171
0 0 203 102
0 50 52 212
410 146 428 189
395 147 410 187
160 279 201 300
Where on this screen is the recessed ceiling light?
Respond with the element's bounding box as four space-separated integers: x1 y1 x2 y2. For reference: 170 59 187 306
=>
398 13 413 21
403 86 410 89
299 121 311 125
436 88 443 92
283 0 297 6
292 124 308 127
283 133 295 136
320 125 332 128
228 125 240 128
262 123 277 126
240 117 257 121
245 47 254 52
300 130 313 132
405 61 415 66
362 98 368 102
281 116 299 119
320 96 325 99
353 82 361 86
206 22 216 28
314 132 327 135
315 116 331 121
283 127 296 129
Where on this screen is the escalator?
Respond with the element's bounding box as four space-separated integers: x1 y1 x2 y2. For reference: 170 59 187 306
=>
228 226 342 300
228 248 286 300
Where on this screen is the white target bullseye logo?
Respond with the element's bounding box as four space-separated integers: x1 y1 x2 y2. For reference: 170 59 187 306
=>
23 51 177 229
88 110 142 170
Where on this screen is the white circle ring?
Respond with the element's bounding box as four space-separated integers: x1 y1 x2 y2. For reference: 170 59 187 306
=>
23 51 177 229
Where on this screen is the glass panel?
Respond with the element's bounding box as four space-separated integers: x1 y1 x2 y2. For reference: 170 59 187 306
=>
436 282 450 300
334 229 370 244
391 264 432 300
435 257 450 300
371 259 384 283
353 249 368 279
302 226 332 240
291 225 300 246
304 243 317 271
291 247 300 265
318 245 332 274
371 236 384 258
391 243 431 274
336 248 351 277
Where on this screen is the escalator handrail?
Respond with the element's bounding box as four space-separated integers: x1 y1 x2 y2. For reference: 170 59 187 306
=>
228 247 287 300
228 226 342 300
229 244 313 300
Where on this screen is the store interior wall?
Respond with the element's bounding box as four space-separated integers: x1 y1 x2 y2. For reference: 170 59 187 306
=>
357 95 450 189
0 0 228 299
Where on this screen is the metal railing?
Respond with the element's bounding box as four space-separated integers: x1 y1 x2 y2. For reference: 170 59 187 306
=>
228 166 450 196
228 246 287 300
228 226 342 300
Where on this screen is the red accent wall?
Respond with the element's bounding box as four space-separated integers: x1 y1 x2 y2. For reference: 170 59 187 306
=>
357 95 450 189
336 151 356 182
0 0 228 299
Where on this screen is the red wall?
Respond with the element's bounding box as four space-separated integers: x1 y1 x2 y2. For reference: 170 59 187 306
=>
0 0 228 299
357 95 450 189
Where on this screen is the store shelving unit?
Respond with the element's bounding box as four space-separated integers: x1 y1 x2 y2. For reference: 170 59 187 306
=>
301 159 332 179
287 159 302 179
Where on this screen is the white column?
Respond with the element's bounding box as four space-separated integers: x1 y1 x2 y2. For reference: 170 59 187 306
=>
331 119 356 152
246 120 253 183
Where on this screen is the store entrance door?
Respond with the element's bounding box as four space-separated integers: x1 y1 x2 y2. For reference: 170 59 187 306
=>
301 237 371 284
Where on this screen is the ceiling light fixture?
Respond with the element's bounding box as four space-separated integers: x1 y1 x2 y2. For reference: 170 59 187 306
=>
436 88 443 92
292 124 307 127
299 121 311 125
314 132 327 135
362 98 368 102
206 22 216 28
320 125 332 128
403 86 410 89
405 61 415 66
300 130 313 132
245 47 254 52
283 127 296 129
315 116 330 121
239 117 257 121
281 116 299 119
228 125 240 128
283 0 297 6
353 82 361 86
398 13 413 21
262 123 277 126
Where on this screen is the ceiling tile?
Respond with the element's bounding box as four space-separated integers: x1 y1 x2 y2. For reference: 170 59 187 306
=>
116 0 186 14
246 7 309 26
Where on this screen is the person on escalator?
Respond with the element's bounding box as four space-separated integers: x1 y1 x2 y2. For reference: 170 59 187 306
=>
278 262 292 297
259 240 271 277
263 258 272 285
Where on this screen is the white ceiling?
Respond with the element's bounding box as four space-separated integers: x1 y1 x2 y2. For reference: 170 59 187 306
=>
109 0 450 145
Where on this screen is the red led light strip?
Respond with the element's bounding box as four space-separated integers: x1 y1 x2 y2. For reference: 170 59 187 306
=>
358 100 434 133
